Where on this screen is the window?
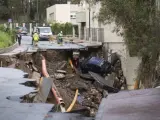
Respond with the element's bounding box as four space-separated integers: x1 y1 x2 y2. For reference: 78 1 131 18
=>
39 28 52 33
49 13 54 21
70 12 76 19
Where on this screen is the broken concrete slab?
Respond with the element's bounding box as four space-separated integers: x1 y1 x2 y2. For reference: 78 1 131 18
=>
56 70 67 74
54 73 66 80
31 71 41 84
34 77 53 103
89 71 119 93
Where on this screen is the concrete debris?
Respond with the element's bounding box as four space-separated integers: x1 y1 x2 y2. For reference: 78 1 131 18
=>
54 73 66 80
70 81 88 91
57 70 67 74
34 77 53 103
31 71 41 84
32 64 39 72
66 74 75 79
89 71 119 93
58 61 67 70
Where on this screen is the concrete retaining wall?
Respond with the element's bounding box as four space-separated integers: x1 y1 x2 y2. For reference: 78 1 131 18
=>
0 42 18 54
103 42 141 89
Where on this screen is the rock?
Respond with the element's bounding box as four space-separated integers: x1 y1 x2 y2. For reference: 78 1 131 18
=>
54 73 65 80
102 90 108 98
66 74 75 79
31 72 41 84
32 65 38 72
90 88 99 96
58 61 67 70
56 70 67 74
90 108 96 117
70 81 88 91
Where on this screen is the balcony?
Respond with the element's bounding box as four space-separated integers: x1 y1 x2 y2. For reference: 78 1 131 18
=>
76 11 86 23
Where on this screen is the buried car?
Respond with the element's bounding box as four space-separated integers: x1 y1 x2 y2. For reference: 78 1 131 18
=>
80 57 112 75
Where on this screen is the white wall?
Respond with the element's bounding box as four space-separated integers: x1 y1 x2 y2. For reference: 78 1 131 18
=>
83 1 123 43
47 3 81 25
55 4 70 23
70 4 81 25
104 42 141 89
46 5 56 22
47 4 70 23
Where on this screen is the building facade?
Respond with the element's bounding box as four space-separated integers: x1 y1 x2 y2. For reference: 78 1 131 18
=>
46 1 81 25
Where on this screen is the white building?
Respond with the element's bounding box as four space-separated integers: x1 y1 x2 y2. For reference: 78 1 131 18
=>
46 1 81 25
76 1 140 89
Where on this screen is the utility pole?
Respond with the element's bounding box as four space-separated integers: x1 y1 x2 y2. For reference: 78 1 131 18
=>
37 0 39 22
89 3 91 38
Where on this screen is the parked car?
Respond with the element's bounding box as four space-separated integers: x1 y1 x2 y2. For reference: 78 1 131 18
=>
33 27 53 41
15 27 28 36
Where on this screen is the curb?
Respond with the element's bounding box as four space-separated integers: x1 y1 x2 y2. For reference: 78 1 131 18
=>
0 41 19 54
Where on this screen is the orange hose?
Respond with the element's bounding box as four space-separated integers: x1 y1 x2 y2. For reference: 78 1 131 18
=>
66 89 78 112
69 59 74 69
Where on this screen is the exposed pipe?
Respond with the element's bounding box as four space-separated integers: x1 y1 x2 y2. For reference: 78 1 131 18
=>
42 59 49 77
41 54 65 112
66 89 79 112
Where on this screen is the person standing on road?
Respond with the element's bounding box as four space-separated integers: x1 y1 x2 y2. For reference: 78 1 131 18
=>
16 30 22 46
33 31 39 47
57 31 63 45
49 35 55 44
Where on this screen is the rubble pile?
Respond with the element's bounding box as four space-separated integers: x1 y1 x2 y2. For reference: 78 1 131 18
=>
5 50 127 117
37 50 126 116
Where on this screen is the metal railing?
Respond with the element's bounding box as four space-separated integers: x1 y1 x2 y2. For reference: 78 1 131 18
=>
85 28 104 42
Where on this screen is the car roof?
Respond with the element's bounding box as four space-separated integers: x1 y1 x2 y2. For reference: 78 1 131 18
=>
37 27 50 28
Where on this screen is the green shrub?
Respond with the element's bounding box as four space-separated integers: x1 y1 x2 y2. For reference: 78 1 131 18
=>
0 24 16 47
0 31 13 48
50 22 73 35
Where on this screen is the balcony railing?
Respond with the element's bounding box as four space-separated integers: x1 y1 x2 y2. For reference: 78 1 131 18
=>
84 28 104 42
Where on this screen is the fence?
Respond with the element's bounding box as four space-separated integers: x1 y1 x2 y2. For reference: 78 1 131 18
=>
84 28 104 42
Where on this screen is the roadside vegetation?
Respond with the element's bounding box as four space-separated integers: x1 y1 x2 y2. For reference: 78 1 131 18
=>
98 0 160 88
0 24 15 48
50 22 73 35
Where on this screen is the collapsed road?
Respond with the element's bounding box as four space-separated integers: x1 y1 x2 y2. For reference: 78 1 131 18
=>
0 36 127 119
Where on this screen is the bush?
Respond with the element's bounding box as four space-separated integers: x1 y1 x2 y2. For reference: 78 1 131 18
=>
50 22 73 35
0 24 15 48
0 31 13 48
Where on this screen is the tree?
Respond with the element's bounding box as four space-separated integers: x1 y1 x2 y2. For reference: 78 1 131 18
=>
0 0 10 20
98 0 160 88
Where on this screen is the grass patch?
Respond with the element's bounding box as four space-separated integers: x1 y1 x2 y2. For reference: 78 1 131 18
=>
0 31 13 48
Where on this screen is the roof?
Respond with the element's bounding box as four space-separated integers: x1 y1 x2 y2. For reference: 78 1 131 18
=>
38 27 51 28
